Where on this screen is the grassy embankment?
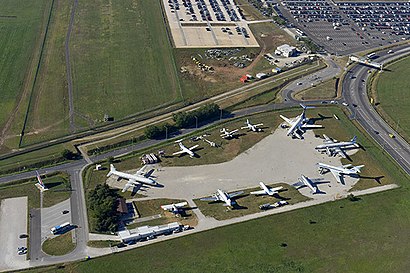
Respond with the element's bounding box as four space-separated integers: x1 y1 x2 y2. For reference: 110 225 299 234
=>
372 55 410 142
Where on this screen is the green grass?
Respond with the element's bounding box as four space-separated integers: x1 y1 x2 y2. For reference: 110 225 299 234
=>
22 0 72 145
0 172 71 209
196 183 310 220
374 55 410 142
0 0 50 149
294 79 337 101
87 240 119 248
70 0 180 123
42 231 76 256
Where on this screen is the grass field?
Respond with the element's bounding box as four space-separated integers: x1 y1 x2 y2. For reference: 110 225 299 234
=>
22 0 72 146
0 0 50 149
42 231 76 256
24 107 410 273
294 78 337 101
0 172 71 208
374 55 410 142
70 0 180 123
196 183 310 220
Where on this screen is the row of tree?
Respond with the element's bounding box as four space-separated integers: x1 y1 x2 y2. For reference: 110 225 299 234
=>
144 103 222 139
88 184 120 233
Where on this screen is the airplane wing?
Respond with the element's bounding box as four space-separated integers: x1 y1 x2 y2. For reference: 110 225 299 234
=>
334 147 347 158
200 196 218 202
188 144 199 151
229 191 244 198
122 179 140 192
329 170 343 184
172 150 185 156
230 129 239 134
255 123 263 127
135 165 147 176
160 204 174 210
300 124 323 129
280 115 294 125
292 181 304 188
250 190 266 195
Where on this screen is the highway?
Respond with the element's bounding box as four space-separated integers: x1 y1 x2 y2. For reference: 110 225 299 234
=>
342 44 410 175
0 44 409 269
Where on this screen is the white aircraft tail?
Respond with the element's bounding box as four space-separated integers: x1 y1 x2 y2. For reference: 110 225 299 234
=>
350 136 357 143
107 164 116 177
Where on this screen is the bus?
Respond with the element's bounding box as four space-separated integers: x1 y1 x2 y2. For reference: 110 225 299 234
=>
50 222 70 235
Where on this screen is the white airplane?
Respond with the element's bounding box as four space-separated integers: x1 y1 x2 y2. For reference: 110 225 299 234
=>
250 182 283 196
200 189 244 207
172 140 199 158
317 163 364 184
220 128 239 139
107 164 158 192
241 119 263 132
315 135 359 158
292 175 323 194
161 202 188 216
280 104 323 139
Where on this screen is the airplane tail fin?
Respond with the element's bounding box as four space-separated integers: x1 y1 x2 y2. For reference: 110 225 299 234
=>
107 164 116 177
351 136 357 143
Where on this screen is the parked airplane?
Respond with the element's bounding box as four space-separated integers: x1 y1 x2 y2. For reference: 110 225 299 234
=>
317 163 364 184
292 175 323 194
200 189 244 207
250 182 283 196
161 202 188 216
241 119 263 132
315 135 359 158
280 104 322 139
172 140 199 158
107 164 158 192
220 128 239 139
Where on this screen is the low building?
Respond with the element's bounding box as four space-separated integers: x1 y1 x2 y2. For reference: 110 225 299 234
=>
118 222 184 243
275 44 297 57
117 198 128 215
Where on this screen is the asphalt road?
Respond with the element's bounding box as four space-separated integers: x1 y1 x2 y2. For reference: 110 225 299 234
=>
342 44 410 175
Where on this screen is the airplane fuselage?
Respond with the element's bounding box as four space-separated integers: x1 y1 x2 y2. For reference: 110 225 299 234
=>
217 189 233 206
111 170 157 186
317 163 358 175
316 141 356 150
300 175 318 193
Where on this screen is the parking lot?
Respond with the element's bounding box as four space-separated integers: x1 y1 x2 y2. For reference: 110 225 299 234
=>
0 197 29 271
41 198 71 243
277 0 409 55
163 0 259 47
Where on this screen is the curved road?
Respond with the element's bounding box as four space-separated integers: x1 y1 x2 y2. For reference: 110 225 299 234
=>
342 44 410 175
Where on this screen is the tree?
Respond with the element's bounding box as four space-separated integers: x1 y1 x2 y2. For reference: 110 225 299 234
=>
88 184 120 232
61 149 74 160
